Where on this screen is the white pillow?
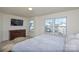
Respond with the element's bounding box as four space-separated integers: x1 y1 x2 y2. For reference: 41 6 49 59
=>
76 33 79 38
68 34 75 39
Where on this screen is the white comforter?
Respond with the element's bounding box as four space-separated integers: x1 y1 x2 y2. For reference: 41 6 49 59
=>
11 34 65 52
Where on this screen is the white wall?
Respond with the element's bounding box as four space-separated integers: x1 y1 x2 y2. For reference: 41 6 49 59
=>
0 13 28 42
32 9 79 36
0 14 3 42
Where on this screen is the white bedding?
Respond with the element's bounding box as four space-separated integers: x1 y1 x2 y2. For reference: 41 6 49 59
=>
11 34 65 52
65 33 79 52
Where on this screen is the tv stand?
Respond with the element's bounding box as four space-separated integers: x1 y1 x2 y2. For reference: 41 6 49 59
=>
9 29 26 40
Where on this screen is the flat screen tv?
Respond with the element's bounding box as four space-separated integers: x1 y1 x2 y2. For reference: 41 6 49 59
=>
11 19 23 26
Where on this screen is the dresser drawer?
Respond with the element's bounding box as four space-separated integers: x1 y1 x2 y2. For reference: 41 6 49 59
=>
9 30 26 40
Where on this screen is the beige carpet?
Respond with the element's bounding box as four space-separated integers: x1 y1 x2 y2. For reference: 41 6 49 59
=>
0 37 27 52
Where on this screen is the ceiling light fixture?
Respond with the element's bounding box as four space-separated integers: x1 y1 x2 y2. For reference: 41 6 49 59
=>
28 8 32 11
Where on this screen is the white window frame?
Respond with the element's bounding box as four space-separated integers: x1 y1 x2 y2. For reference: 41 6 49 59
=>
45 17 67 35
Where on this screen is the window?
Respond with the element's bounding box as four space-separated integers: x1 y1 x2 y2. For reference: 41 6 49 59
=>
45 18 54 32
29 20 34 32
45 17 67 35
54 17 66 35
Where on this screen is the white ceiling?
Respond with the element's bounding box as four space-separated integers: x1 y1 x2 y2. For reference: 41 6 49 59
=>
0 7 79 17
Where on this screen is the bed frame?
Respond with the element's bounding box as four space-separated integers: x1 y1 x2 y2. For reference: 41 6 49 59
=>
9 29 26 40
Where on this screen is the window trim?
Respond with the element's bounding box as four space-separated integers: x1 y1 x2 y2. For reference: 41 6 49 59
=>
29 19 35 32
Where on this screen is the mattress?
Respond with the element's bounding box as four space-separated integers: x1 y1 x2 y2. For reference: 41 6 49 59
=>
11 34 65 52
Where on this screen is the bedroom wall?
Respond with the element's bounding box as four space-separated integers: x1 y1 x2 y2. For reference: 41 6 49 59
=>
0 14 3 42
32 9 79 36
0 13 28 42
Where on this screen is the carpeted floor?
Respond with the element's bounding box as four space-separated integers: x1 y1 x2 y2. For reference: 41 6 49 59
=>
0 37 28 52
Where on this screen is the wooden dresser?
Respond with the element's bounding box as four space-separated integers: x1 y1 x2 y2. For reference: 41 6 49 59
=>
9 29 26 40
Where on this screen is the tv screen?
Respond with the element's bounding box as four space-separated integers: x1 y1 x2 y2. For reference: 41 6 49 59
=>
11 19 23 26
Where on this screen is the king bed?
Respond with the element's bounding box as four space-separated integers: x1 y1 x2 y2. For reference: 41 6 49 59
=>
11 33 65 52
